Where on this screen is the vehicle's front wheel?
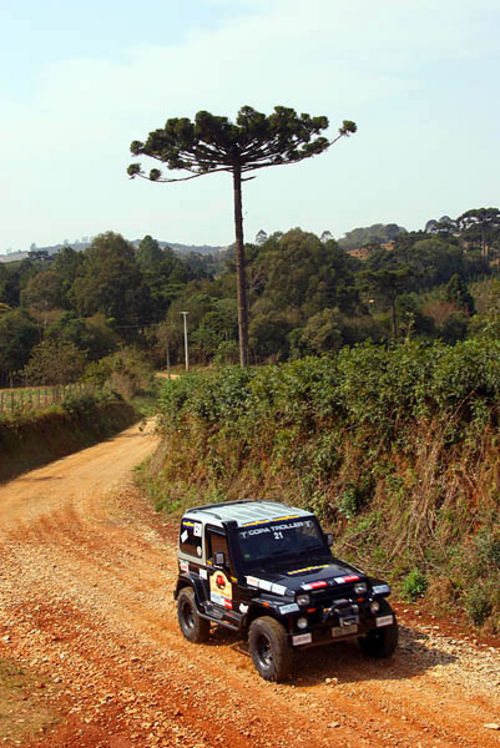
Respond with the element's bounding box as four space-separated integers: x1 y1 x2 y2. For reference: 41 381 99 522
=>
248 616 291 682
177 587 210 643
359 611 398 658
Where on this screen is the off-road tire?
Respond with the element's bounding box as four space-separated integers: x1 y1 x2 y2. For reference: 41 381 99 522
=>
249 616 291 682
359 612 398 658
177 587 210 643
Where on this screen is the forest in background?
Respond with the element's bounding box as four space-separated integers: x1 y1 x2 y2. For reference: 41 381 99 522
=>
1 206 500 387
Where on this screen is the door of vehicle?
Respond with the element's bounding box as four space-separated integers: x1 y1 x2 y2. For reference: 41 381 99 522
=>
205 526 237 614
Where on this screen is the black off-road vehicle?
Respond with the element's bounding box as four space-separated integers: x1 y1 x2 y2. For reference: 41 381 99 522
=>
174 500 398 681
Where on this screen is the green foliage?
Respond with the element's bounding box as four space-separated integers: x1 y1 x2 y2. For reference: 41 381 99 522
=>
464 587 493 626
401 570 428 601
21 339 86 385
338 486 360 520
62 392 104 417
71 232 151 329
0 310 39 385
129 106 355 182
83 348 154 399
474 528 500 570
46 312 119 361
445 273 475 315
338 223 406 250
20 270 64 312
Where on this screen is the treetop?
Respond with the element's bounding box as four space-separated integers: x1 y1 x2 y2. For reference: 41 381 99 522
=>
128 105 356 183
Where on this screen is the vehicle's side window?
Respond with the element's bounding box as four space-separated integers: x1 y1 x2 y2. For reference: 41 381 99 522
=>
206 528 233 574
179 518 203 558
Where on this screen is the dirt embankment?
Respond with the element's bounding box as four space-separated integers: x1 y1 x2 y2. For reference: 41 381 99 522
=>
0 422 499 747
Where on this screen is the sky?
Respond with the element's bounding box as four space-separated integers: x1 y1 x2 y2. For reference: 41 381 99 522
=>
1 0 499 253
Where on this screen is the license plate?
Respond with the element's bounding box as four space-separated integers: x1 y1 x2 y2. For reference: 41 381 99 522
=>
376 614 394 627
332 623 358 637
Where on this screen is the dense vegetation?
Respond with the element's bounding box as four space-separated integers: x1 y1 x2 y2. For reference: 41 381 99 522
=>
145 338 500 631
3 207 500 629
1 206 499 386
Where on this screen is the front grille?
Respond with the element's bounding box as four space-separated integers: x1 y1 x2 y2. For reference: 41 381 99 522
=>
311 583 357 606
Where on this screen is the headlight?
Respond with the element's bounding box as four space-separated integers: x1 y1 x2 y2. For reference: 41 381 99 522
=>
370 600 380 614
297 617 308 630
296 593 311 607
354 582 367 594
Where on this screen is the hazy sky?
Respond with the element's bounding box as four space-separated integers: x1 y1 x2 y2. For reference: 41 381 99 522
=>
1 0 499 252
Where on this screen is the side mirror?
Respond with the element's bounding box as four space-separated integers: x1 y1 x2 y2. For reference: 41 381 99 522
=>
214 551 226 567
325 533 334 547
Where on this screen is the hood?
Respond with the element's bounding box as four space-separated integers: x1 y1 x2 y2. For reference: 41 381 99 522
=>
245 558 366 596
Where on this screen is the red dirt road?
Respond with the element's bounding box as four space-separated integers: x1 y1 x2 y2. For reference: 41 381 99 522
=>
0 422 499 747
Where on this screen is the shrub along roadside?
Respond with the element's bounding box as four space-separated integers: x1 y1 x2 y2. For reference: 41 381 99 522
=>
0 392 137 483
146 338 500 632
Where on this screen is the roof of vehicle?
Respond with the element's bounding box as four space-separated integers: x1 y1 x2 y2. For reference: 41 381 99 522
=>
183 500 313 528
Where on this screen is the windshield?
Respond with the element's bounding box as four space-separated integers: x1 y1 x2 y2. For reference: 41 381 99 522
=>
238 518 324 565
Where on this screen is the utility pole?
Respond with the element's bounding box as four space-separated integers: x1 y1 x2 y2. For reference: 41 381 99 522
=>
180 311 189 372
165 327 171 380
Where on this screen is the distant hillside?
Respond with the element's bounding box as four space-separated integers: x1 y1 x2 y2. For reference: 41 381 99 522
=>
0 238 226 263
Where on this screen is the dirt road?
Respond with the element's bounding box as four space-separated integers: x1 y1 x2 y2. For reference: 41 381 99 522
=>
0 422 499 747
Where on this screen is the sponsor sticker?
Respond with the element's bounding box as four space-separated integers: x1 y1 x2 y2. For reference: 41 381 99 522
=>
279 603 300 615
258 579 273 592
210 570 232 600
180 530 188 543
302 580 328 591
210 591 233 609
180 560 189 573
193 522 202 537
376 614 394 627
199 568 208 580
287 564 329 576
292 633 312 646
245 576 287 596
271 583 287 596
372 584 390 595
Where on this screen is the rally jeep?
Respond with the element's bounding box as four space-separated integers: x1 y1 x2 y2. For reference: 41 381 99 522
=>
174 500 398 682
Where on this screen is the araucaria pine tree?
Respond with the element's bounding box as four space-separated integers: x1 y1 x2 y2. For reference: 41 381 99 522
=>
128 105 356 365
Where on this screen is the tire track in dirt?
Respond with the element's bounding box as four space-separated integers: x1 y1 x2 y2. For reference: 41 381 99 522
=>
0 421 499 747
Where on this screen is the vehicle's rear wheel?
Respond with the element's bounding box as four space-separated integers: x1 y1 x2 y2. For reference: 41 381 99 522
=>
177 587 210 643
248 616 291 682
359 609 398 658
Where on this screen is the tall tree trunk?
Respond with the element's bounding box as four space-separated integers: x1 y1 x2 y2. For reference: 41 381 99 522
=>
232 163 248 366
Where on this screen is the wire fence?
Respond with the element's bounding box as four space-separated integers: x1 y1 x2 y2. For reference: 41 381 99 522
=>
0 382 95 414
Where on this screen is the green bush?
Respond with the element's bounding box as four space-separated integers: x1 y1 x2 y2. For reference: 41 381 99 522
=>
401 570 428 601
464 587 493 626
84 348 153 398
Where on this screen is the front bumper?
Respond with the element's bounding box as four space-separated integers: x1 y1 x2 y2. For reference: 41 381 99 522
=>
288 611 395 648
